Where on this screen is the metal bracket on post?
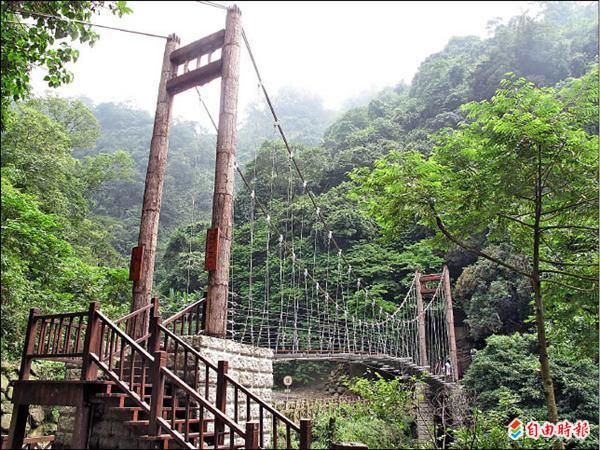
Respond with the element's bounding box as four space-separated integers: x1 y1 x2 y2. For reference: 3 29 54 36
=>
204 227 220 271
129 245 145 281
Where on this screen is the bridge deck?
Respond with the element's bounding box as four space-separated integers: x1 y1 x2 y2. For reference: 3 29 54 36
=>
273 352 456 389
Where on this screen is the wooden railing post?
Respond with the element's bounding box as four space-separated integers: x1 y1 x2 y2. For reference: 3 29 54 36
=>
442 266 459 381
244 421 259 450
149 299 162 354
149 351 167 440
7 308 36 450
300 418 313 450
81 302 101 380
215 360 229 445
150 296 160 319
415 271 428 367
19 308 39 381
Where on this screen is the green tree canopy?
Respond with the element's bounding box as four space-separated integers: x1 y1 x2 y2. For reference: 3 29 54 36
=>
0 1 131 128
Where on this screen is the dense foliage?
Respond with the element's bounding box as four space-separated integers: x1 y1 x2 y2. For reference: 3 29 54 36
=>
312 376 413 449
0 1 131 128
1 99 132 357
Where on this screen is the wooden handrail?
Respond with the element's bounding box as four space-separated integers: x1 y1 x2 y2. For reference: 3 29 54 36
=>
159 324 217 369
114 303 153 325
33 311 87 320
162 298 205 326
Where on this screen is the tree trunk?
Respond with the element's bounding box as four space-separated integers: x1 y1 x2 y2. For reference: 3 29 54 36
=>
532 276 559 422
533 144 563 449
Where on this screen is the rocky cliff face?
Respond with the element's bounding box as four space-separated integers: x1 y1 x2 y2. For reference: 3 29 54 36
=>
0 363 59 438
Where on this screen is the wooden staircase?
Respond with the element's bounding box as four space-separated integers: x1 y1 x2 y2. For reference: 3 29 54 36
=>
5 300 311 449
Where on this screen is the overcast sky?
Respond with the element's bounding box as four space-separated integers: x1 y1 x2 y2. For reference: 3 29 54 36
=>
31 1 534 126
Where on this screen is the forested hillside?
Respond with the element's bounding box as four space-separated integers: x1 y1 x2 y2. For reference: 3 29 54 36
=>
1 1 598 447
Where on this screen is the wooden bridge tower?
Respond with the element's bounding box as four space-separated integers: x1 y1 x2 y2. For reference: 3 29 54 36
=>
415 266 459 381
130 5 242 339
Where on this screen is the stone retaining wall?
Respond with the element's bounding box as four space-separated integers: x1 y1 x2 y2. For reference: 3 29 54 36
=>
181 335 274 443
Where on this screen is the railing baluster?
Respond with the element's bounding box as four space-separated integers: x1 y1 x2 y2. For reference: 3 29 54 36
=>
205 365 210 399
234 386 238 422
198 405 205 450
185 391 191 441
35 319 43 354
286 423 291 449
99 321 107 362
50 318 59 354
74 316 83 353
173 340 179 374
246 395 251 422
44 318 54 354
108 329 116 371
35 318 46 354
63 316 73 354
129 346 136 390
273 417 278 449
193 355 199 391
53 317 64 354
140 357 147 400
183 348 188 386
216 360 228 447
171 385 178 430
119 334 126 380
259 405 264 448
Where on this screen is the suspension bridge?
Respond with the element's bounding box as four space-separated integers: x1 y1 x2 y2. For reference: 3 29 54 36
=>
227 269 458 384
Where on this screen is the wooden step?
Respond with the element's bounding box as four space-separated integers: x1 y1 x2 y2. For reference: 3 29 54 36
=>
140 434 245 450
140 432 215 440
95 392 174 402
108 406 217 421
125 418 211 427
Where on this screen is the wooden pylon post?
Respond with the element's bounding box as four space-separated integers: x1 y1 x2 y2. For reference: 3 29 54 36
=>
415 270 428 367
442 265 459 380
204 5 242 338
130 33 180 336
